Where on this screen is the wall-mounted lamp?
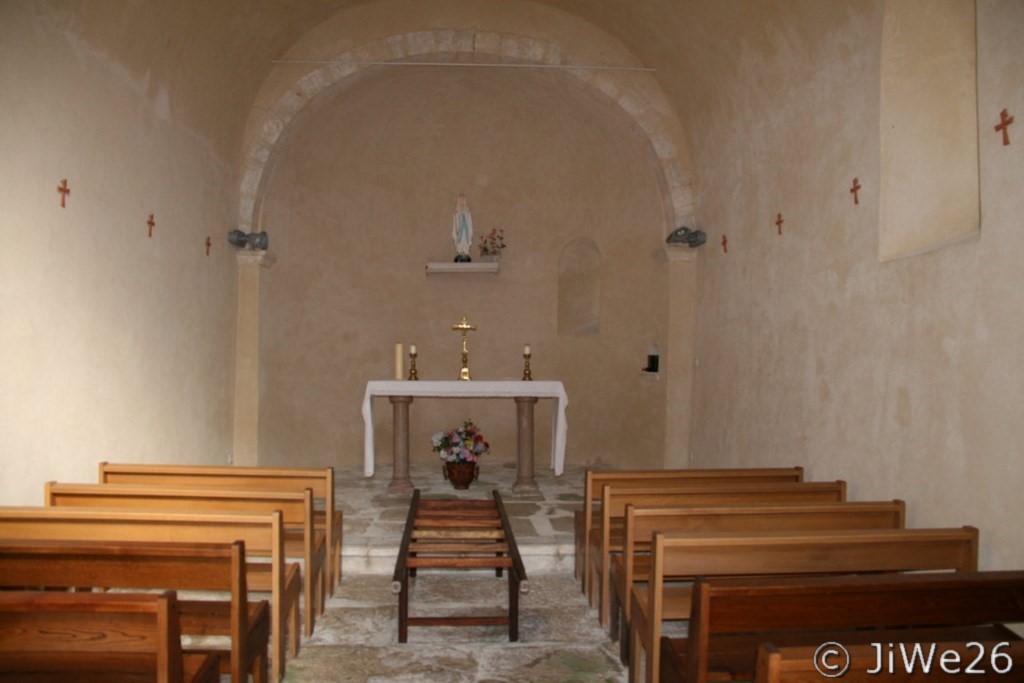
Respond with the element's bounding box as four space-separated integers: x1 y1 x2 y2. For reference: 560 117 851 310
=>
227 229 269 250
665 226 706 248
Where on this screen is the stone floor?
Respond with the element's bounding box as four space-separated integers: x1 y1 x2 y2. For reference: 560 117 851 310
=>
281 459 628 682
339 458 581 576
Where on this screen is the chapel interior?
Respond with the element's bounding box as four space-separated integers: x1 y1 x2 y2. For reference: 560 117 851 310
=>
1 0 1023 678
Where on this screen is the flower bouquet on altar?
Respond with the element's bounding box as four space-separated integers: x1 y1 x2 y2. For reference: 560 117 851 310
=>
431 420 489 489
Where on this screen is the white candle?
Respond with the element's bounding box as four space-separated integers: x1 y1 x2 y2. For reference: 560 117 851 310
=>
524 344 531 356
394 343 404 380
410 344 417 355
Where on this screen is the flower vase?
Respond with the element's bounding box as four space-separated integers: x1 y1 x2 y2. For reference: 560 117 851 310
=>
443 461 479 490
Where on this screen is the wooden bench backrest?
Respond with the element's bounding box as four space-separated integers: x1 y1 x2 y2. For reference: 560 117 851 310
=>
585 466 805 507
99 461 334 502
0 538 256 683
0 589 189 683
692 570 1024 683
627 500 905 542
0 506 288 682
603 480 846 522
693 566 1019 635
0 538 247 594
47 481 314 528
0 506 283 555
656 526 978 581
755 640 1024 683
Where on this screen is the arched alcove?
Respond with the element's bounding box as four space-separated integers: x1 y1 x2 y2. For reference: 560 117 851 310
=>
558 238 602 336
251 58 671 469
234 1 687 470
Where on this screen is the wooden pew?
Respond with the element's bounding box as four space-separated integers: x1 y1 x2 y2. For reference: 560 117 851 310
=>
628 526 979 683
754 640 1024 683
588 480 847 625
0 538 270 683
609 500 906 657
576 467 804 587
662 569 1024 683
45 481 325 638
0 589 220 683
97 461 342 593
0 506 300 683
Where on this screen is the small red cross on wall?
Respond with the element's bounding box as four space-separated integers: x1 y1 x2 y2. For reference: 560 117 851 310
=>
147 214 155 238
775 213 784 236
850 177 862 205
205 237 212 256
721 235 728 254
995 108 1014 146
56 179 70 208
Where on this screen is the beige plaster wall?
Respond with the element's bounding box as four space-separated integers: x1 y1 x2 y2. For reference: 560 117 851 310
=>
680 1 1024 569
0 2 238 503
256 63 671 472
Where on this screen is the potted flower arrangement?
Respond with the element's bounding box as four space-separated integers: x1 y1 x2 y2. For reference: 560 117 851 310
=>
431 420 490 489
478 228 507 261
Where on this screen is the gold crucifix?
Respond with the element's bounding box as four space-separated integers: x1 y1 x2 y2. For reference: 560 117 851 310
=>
451 314 477 380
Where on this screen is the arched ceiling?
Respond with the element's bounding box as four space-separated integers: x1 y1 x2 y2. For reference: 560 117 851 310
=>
235 1 698 233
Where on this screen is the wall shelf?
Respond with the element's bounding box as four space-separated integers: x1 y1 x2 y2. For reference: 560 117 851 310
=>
425 261 500 275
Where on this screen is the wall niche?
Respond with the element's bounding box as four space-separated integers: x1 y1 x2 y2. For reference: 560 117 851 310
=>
558 238 602 336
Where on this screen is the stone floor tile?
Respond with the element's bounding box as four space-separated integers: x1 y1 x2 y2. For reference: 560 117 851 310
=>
278 462 628 682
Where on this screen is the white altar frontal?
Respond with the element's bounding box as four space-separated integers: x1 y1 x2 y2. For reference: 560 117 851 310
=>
362 380 569 493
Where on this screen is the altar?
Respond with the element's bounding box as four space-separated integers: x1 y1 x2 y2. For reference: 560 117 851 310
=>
361 380 569 493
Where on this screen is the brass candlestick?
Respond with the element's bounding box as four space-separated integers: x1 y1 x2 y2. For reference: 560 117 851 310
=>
451 315 477 381
522 346 533 381
407 347 419 380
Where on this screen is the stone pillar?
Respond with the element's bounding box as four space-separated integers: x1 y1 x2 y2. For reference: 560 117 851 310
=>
388 396 414 494
661 247 697 468
232 250 275 466
513 396 540 494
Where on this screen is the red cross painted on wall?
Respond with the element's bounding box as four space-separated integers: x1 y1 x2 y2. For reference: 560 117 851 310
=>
995 108 1014 146
775 213 784 236
850 177 862 205
56 179 70 208
721 234 728 254
147 214 155 238
205 237 212 256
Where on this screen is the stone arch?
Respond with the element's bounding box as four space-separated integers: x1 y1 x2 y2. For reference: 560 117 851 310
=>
237 27 695 237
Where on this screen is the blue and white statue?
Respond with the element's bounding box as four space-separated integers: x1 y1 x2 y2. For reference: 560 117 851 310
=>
452 193 473 262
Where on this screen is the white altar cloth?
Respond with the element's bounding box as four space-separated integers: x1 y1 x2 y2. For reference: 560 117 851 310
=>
361 380 569 477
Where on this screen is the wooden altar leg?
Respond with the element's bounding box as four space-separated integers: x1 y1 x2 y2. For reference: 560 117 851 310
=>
388 396 415 494
513 396 540 494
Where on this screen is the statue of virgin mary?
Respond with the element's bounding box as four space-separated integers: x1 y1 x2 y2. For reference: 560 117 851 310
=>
452 194 473 262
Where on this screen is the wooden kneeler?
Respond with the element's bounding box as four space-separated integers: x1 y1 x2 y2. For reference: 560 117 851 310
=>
392 489 529 643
